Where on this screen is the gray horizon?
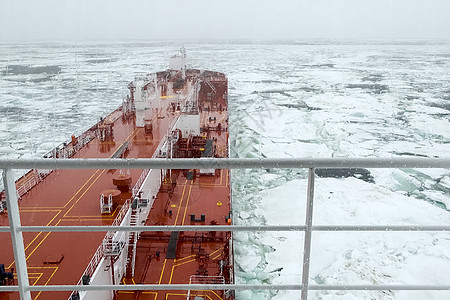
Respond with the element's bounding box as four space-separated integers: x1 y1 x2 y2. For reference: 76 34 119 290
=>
1 0 450 42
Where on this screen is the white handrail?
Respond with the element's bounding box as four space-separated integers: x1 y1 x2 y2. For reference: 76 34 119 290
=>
2 157 449 170
2 157 450 300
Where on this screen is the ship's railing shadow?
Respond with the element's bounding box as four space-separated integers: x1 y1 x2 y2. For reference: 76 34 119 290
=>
1 157 450 300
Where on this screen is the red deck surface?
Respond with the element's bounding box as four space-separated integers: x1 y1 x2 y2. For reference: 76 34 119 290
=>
0 70 231 300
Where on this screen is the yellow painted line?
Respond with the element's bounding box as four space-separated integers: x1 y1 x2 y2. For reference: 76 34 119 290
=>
61 218 115 222
208 248 222 257
62 170 101 209
64 214 118 219
34 267 58 300
62 216 115 220
181 186 192 226
32 273 43 286
132 278 136 285
161 180 190 286
173 258 196 268
211 253 222 261
8 210 62 269
20 207 64 209
63 205 120 219
28 266 62 269
193 291 222 300
167 293 215 300
25 219 62 260
173 185 187 225
211 290 224 300
197 183 228 188
10 123 144 292
20 209 62 212
64 127 140 217
158 259 167 284
169 265 175 284
173 254 195 263
63 170 105 217
25 210 61 249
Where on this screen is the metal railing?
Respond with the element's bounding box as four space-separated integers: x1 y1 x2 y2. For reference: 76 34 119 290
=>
1 157 450 300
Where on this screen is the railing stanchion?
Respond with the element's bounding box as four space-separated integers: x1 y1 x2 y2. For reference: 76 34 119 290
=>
301 167 315 300
2 168 31 299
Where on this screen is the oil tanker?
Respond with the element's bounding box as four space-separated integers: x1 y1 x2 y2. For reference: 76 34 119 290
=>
0 48 234 300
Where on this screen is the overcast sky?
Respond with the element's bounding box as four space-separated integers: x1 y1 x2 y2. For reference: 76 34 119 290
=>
1 0 449 42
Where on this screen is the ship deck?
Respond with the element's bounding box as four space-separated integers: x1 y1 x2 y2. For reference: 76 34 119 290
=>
0 70 230 300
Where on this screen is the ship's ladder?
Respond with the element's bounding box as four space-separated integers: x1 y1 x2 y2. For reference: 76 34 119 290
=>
125 197 140 278
205 79 217 94
100 193 113 214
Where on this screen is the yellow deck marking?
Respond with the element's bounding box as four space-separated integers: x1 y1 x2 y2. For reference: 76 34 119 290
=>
32 273 43 286
172 254 195 263
210 290 224 300
63 126 140 216
169 248 222 284
158 259 167 284
20 207 64 210
62 169 101 209
166 293 216 300
173 185 187 225
20 209 62 213
159 182 189 288
211 253 222 261
181 185 193 226
8 210 62 269
18 169 99 210
63 128 141 217
63 170 106 217
8 170 99 269
34 267 58 300
173 258 196 268
196 170 225 187
25 219 62 260
60 218 114 222
208 248 222 257
7 120 143 293
63 205 120 219
63 216 115 220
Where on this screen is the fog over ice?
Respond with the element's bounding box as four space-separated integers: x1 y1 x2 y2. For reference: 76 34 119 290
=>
1 0 450 42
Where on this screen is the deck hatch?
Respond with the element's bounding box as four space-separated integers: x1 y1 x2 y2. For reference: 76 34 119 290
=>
166 231 180 259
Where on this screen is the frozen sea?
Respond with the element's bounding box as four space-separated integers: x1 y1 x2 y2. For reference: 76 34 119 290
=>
1 41 450 299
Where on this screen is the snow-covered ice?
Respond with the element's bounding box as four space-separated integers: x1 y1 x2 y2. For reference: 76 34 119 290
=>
1 41 449 299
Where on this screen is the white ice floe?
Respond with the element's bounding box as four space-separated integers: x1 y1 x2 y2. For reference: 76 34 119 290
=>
1 42 450 300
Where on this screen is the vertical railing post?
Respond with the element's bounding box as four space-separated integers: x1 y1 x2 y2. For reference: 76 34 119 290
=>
2 169 31 299
301 167 315 300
